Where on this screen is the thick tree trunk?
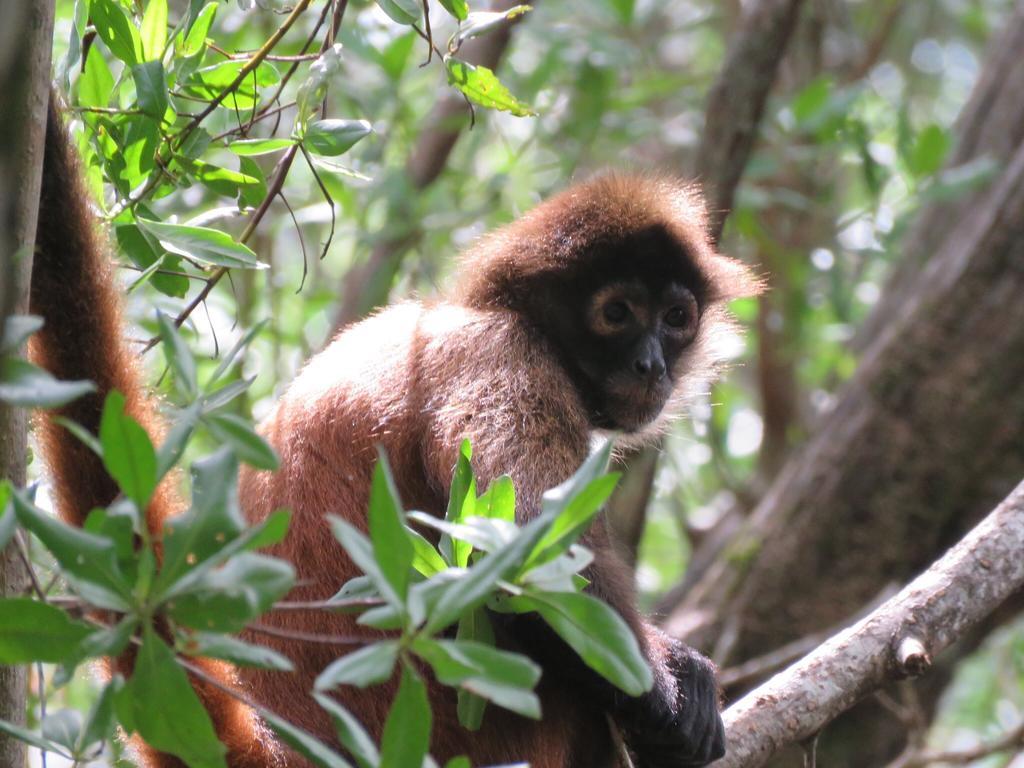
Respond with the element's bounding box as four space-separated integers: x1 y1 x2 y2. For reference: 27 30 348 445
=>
663 8 1024 765
0 4 56 767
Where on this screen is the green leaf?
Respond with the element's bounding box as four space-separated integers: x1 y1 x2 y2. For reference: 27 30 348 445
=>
908 123 950 178
156 402 201 478
0 358 95 408
408 512 515 554
78 44 115 108
184 158 262 198
184 632 294 671
119 629 227 768
201 378 254 414
0 717 72 758
454 7 532 47
438 0 469 21
99 390 158 509
445 58 535 117
407 527 448 577
421 509 554 634
380 665 431 768
181 2 216 57
208 321 266 388
295 44 343 128
116 223 189 298
0 483 14 552
77 616 138 660
441 440 476 567
413 638 541 719
376 0 421 25
138 218 266 269
303 119 373 157
0 315 43 353
204 412 279 470
140 0 167 61
229 138 297 156
312 694 379 768
526 443 617 567
91 0 144 65
0 599 93 663
166 553 294 633
263 710 354 768
377 31 417 81
155 447 245 593
330 518 405 612
477 475 515 522
518 589 652 696
161 508 290 602
42 709 84 752
367 453 414 603
185 59 280 111
314 640 399 691
791 76 831 124
455 607 493 730
79 678 121 751
605 0 634 24
445 759 471 768
12 491 133 611
157 311 197 400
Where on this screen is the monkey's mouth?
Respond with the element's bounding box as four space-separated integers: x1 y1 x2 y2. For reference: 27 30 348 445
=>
600 380 672 432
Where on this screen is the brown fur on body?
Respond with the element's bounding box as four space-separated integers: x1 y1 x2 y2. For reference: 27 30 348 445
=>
237 176 757 765
32 93 756 766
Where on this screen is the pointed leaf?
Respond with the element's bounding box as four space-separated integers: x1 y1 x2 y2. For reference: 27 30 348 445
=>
119 630 227 768
380 665 431 768
315 640 399 691
99 390 157 508
138 218 266 269
0 599 93 663
445 58 535 116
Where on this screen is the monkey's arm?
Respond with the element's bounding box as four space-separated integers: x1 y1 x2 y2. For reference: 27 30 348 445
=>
505 519 725 768
423 429 723 767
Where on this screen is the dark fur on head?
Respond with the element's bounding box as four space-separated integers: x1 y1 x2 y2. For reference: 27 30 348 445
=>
453 172 763 443
452 172 761 310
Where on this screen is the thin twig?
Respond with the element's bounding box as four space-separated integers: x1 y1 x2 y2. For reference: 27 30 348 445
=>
299 144 336 261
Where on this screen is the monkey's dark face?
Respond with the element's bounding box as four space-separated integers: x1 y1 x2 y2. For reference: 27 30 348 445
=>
535 226 707 433
575 277 699 432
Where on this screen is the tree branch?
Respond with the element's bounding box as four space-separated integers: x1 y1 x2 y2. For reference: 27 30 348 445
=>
696 0 806 243
719 479 1024 767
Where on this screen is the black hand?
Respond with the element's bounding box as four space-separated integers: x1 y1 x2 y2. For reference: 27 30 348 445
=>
617 640 725 768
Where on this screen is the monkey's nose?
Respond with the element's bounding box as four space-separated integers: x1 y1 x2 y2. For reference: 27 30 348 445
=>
633 356 666 381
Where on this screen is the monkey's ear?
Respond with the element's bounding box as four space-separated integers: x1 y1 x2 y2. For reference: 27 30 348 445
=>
705 253 765 302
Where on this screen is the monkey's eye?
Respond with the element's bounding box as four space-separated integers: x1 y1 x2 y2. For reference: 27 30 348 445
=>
603 301 630 324
664 306 693 329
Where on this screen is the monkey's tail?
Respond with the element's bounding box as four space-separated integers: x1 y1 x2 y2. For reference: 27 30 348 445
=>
29 95 176 530
29 93 278 768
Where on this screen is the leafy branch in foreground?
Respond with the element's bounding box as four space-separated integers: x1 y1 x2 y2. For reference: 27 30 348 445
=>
1 327 649 767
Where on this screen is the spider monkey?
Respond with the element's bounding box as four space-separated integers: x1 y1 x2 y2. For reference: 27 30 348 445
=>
30 95 760 767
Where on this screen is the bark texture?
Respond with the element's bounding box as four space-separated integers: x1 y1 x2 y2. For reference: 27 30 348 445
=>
720 479 1024 767
0 4 56 767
